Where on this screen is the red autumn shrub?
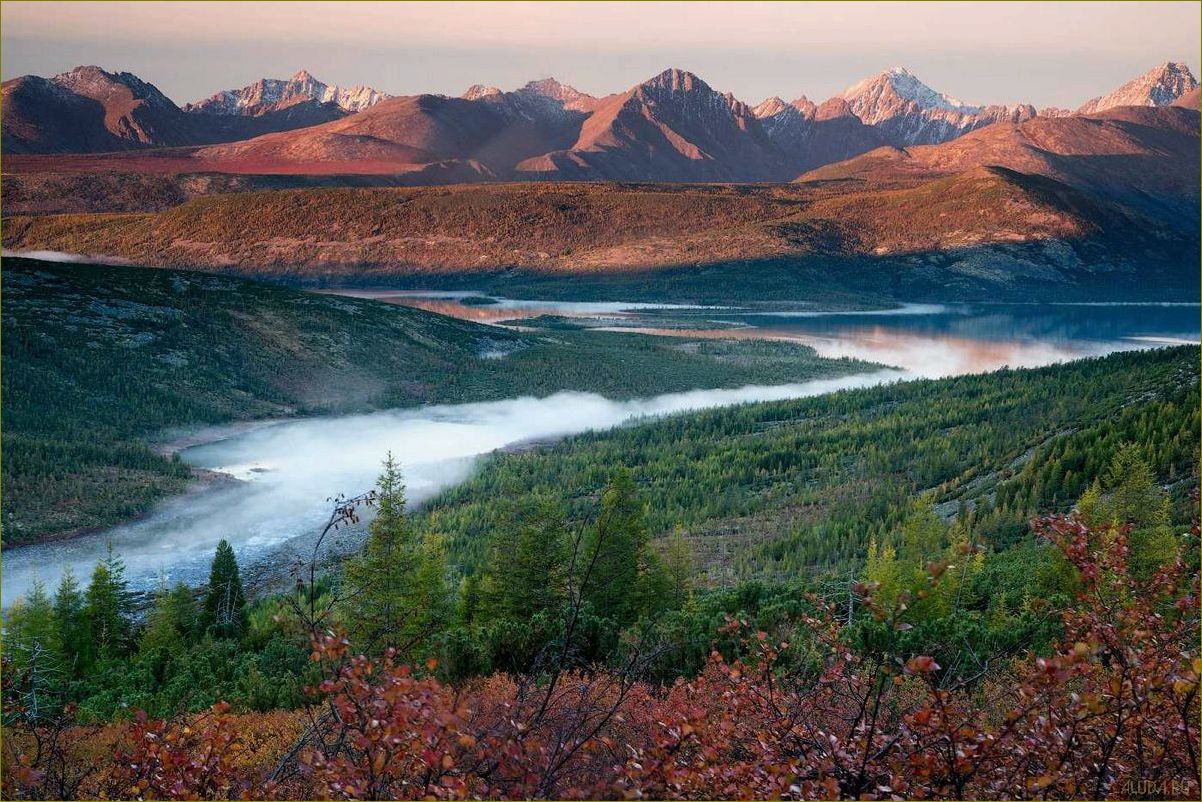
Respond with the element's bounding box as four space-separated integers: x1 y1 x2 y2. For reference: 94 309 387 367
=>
3 514 1198 800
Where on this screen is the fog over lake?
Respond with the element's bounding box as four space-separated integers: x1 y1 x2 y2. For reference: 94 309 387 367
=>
2 300 1198 607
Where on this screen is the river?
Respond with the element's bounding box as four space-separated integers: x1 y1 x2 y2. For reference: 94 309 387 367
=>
1 300 1197 606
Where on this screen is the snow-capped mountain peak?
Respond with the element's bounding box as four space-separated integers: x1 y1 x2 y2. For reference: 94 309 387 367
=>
840 67 978 124
184 71 388 116
1078 61 1199 114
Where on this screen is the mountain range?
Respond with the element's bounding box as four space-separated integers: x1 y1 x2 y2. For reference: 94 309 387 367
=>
2 60 1197 301
3 62 1196 183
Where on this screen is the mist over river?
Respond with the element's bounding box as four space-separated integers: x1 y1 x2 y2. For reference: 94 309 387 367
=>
1 373 904 605
2 301 1198 606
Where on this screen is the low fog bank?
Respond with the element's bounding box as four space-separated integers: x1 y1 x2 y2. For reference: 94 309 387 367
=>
1 371 905 606
1 249 130 265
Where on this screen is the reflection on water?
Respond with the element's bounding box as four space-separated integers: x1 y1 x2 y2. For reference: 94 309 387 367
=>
0 373 903 605
603 302 1201 378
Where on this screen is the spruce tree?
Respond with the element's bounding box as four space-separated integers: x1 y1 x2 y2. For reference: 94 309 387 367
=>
202 540 247 639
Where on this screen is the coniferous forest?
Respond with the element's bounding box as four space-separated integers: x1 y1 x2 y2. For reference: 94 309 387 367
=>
3 328 1198 798
1 2 1200 792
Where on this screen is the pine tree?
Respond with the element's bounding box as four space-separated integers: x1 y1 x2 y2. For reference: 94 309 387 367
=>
341 454 442 655
85 547 132 659
479 496 571 623
52 568 91 677
582 469 649 626
202 540 247 639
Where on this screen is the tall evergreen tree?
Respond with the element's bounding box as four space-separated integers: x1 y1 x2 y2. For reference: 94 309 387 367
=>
1101 446 1176 579
479 496 571 623
202 540 248 639
342 454 411 649
341 454 449 656
661 528 697 609
142 581 199 654
582 469 649 626
85 546 133 659
408 534 452 646
864 537 902 608
897 494 946 566
52 568 91 677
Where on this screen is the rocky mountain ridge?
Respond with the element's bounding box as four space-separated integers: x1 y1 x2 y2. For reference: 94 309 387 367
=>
184 69 389 116
3 62 1197 184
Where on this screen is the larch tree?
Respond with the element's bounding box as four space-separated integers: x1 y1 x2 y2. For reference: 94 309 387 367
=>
3 578 62 720
479 495 571 623
52 567 91 677
84 546 133 659
582 468 650 626
341 453 448 657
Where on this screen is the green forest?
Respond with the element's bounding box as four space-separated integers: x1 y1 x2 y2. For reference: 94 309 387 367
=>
4 344 1196 724
422 346 1199 577
1 258 868 543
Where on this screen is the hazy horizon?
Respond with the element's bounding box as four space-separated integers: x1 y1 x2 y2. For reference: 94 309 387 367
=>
1 1 1198 109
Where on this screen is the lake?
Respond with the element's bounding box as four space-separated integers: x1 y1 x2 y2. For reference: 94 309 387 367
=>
2 299 1197 606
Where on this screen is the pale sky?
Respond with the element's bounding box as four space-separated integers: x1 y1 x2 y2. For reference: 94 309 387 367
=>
1 1 1198 108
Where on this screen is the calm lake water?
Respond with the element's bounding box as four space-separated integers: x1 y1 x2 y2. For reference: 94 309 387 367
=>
2 300 1197 606
609 302 1201 377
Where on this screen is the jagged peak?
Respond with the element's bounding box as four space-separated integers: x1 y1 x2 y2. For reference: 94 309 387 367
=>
753 96 789 118
790 96 818 118
815 96 860 121
51 65 174 107
841 66 974 113
1153 61 1195 77
1078 60 1199 113
185 71 386 115
520 77 566 95
515 77 595 106
641 68 711 94
462 84 503 101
